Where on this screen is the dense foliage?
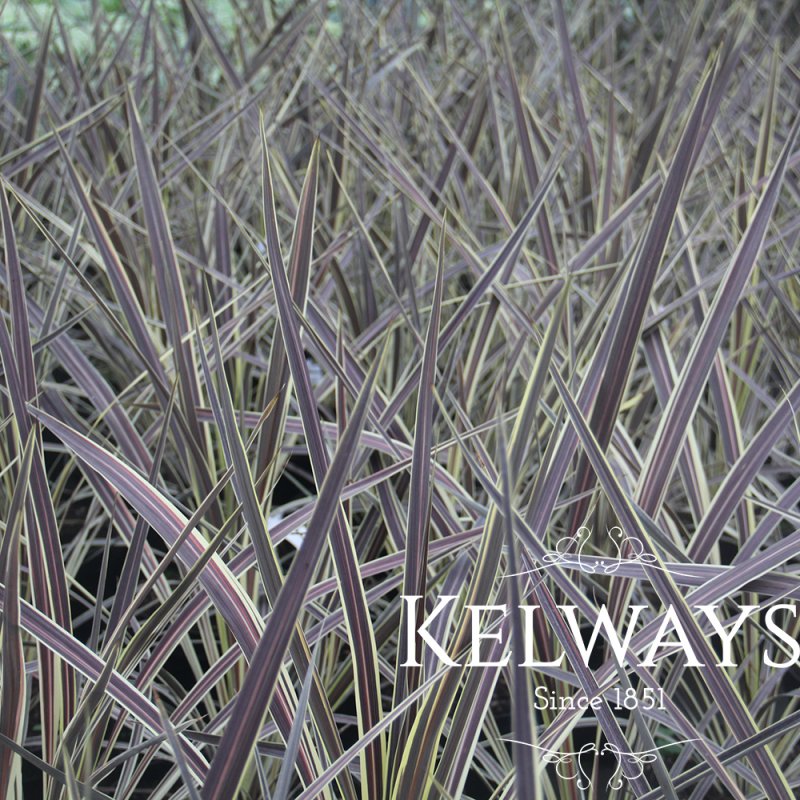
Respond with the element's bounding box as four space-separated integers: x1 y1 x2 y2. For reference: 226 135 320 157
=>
1 0 799 798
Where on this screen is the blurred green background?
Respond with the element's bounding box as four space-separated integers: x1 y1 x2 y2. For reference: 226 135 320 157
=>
1 0 298 55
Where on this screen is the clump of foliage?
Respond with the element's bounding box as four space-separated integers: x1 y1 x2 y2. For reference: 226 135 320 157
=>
1 0 799 798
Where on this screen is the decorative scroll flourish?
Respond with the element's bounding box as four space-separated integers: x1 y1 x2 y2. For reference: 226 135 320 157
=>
537 742 595 790
507 525 695 578
601 742 694 790
541 525 657 574
503 739 698 791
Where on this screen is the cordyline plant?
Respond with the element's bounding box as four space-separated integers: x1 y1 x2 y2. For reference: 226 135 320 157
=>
1 0 800 798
